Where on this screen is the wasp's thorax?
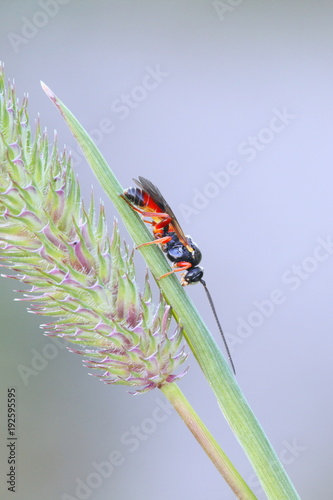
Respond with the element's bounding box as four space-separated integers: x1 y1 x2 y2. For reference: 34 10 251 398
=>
163 234 204 285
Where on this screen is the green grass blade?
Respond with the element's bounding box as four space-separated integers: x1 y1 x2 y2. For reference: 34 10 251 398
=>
41 82 301 500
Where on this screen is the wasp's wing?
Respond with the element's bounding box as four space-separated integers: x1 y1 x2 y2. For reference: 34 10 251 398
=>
134 176 192 250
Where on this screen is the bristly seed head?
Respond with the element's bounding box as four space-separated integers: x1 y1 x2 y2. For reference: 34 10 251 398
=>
0 62 187 394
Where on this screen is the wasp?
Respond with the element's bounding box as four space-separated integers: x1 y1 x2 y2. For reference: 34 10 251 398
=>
121 176 236 374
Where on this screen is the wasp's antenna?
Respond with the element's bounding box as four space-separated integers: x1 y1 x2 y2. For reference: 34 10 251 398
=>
200 279 236 375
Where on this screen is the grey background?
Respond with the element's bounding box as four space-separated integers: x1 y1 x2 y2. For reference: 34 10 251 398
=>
1 1 333 499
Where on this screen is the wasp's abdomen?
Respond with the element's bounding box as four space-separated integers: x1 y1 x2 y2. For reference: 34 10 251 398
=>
123 187 147 207
123 187 162 213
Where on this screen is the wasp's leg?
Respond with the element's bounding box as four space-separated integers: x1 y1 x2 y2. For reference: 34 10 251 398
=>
136 236 172 249
157 261 192 280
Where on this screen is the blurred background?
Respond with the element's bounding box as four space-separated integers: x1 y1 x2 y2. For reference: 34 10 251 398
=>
1 1 333 499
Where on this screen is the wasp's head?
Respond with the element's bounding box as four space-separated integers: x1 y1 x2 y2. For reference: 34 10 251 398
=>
181 266 204 286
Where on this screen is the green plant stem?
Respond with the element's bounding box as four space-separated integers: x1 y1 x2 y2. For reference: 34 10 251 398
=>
41 82 301 500
161 382 257 500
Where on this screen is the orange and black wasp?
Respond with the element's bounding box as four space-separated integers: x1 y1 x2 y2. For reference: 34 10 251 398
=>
121 176 236 375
